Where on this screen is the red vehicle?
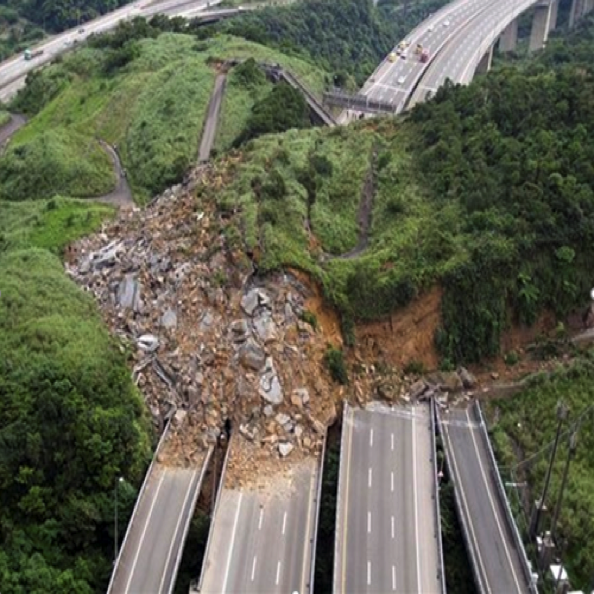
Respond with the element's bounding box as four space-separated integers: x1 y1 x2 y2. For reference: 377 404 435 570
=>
420 48 430 63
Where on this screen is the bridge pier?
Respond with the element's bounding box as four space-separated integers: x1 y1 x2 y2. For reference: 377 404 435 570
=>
499 19 518 52
529 1 553 52
569 0 593 28
476 44 493 74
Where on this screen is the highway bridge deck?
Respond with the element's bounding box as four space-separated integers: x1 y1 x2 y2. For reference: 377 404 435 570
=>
334 402 442 594
439 405 534 594
198 457 320 594
108 449 212 594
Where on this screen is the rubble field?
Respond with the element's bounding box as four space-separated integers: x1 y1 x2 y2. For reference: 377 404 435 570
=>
66 165 338 481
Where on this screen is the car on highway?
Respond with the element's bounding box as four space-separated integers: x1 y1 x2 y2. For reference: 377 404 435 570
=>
78 27 85 33
428 24 435 31
387 52 397 62
397 75 406 84
443 19 450 26
400 51 407 60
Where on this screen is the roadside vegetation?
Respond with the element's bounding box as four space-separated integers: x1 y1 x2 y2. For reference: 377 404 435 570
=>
0 241 151 592
486 353 594 588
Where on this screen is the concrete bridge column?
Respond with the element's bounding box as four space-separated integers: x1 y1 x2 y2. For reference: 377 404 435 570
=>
499 18 518 52
548 0 559 32
476 44 494 74
529 2 552 52
569 0 586 28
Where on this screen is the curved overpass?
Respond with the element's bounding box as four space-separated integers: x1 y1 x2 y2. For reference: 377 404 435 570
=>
339 0 591 119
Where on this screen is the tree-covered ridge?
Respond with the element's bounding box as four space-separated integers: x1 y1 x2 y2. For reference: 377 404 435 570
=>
0 247 151 592
410 60 594 363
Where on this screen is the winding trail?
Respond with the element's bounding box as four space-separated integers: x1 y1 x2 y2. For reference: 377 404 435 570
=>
0 113 26 147
198 73 227 163
96 141 134 208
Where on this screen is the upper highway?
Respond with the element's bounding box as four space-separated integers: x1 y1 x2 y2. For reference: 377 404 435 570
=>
199 457 320 594
0 0 224 101
439 405 535 593
334 402 442 594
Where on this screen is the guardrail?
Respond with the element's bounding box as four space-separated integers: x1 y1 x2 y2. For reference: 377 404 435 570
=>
474 401 539 594
309 428 328 594
323 89 396 114
435 406 487 594
196 433 234 592
430 398 447 594
332 400 349 592
168 445 213 594
107 415 173 593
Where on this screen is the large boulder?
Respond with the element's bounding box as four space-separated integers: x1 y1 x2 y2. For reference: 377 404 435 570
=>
238 338 266 371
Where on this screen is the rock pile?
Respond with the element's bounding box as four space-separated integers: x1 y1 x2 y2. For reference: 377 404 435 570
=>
66 168 337 477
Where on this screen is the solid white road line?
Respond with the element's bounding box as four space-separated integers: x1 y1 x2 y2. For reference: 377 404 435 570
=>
275 560 282 585
251 556 257 582
466 409 523 592
412 405 422 590
368 467 372 488
282 511 287 536
444 420 490 593
124 472 166 594
221 492 243 594
159 471 198 594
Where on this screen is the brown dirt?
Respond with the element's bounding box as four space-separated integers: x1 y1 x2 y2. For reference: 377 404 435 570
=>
353 285 442 370
499 310 557 354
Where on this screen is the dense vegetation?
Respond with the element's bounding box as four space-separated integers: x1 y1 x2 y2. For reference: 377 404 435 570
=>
203 0 448 85
487 354 594 588
0 244 151 592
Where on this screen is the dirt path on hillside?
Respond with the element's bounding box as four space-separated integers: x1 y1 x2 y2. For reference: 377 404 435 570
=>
0 113 26 149
94 141 134 208
319 146 377 261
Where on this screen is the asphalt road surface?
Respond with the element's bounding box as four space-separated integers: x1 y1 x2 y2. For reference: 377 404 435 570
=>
198 74 226 163
334 403 441 594
409 0 542 107
199 460 319 594
109 456 211 594
0 0 219 101
440 407 531 593
334 0 500 124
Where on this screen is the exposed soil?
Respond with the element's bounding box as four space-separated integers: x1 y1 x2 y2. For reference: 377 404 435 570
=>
353 285 442 370
0 113 26 148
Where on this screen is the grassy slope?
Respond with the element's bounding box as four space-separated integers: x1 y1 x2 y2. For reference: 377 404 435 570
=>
214 118 455 321
486 356 594 588
10 34 327 203
0 197 114 254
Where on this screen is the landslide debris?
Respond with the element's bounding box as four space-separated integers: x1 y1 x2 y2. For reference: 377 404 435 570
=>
66 164 338 481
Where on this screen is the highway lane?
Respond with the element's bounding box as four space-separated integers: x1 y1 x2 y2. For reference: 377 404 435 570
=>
334 403 440 594
0 0 219 101
108 458 211 594
409 0 544 106
338 0 501 121
441 407 530 594
199 460 318 594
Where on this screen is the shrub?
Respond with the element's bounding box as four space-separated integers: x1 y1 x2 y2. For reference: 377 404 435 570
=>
325 347 348 385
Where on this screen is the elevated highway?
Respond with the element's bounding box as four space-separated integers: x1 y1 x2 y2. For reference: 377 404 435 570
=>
198 435 324 594
107 421 213 594
333 402 444 594
438 403 537 594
